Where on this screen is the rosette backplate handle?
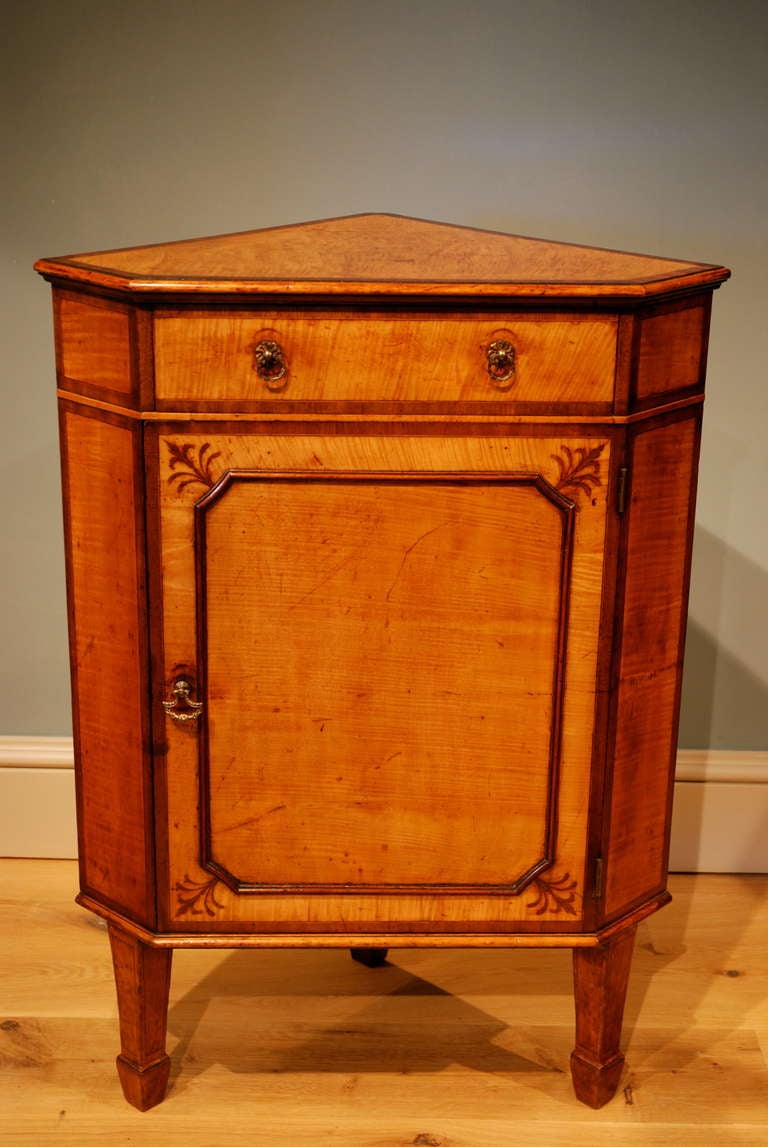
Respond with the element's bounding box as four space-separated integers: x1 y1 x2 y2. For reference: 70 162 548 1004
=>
252 339 288 390
486 339 516 388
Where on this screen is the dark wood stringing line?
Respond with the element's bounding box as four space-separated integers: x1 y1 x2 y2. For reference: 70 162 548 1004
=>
191 470 576 900
39 256 726 289
154 398 617 418
151 418 624 441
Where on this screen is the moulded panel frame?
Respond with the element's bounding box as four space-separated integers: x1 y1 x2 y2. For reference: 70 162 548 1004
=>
193 469 576 899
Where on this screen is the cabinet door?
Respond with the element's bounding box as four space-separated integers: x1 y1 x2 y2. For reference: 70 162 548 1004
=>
154 431 610 933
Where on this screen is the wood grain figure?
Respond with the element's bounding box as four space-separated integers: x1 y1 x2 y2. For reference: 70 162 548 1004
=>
35 213 729 1109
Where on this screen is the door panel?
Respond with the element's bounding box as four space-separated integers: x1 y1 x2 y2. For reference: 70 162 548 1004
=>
198 474 572 892
156 432 609 931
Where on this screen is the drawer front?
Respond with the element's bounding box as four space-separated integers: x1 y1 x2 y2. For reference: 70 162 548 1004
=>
153 311 617 409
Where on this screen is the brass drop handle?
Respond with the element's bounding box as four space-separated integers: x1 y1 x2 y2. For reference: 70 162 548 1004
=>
252 339 288 390
486 339 516 388
162 679 204 722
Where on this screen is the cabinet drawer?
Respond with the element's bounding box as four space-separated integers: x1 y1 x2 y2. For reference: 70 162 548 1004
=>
153 311 617 409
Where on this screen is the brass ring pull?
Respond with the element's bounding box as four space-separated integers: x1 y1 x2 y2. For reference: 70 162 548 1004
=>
486 339 516 389
252 339 288 390
162 679 204 722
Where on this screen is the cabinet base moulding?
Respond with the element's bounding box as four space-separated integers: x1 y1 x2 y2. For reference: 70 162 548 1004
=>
75 889 671 950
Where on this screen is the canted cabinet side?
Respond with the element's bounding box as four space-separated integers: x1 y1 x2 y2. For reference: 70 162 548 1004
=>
60 403 155 925
603 411 701 920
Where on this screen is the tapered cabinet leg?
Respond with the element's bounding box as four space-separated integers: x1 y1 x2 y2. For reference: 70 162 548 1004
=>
571 924 637 1108
108 923 173 1111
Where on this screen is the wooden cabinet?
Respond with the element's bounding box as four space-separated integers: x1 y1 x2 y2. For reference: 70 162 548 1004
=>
36 213 729 1110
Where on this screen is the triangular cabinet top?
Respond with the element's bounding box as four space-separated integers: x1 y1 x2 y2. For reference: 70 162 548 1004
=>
35 213 729 302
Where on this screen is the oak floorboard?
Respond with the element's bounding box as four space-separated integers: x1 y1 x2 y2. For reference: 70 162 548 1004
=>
1 861 766 1145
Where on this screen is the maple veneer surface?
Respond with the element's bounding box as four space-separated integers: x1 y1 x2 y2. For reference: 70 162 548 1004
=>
36 213 729 1111
36 212 726 298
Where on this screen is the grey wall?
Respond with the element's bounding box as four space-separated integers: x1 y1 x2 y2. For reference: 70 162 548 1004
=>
1 0 766 746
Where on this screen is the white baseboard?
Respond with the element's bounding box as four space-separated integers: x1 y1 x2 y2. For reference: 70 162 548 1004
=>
1 738 766 871
669 749 768 874
0 736 75 768
0 735 78 858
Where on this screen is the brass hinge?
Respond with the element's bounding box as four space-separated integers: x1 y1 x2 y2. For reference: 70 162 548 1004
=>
617 467 629 515
592 857 604 899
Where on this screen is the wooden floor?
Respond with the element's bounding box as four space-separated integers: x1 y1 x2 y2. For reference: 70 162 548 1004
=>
1 862 766 1145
